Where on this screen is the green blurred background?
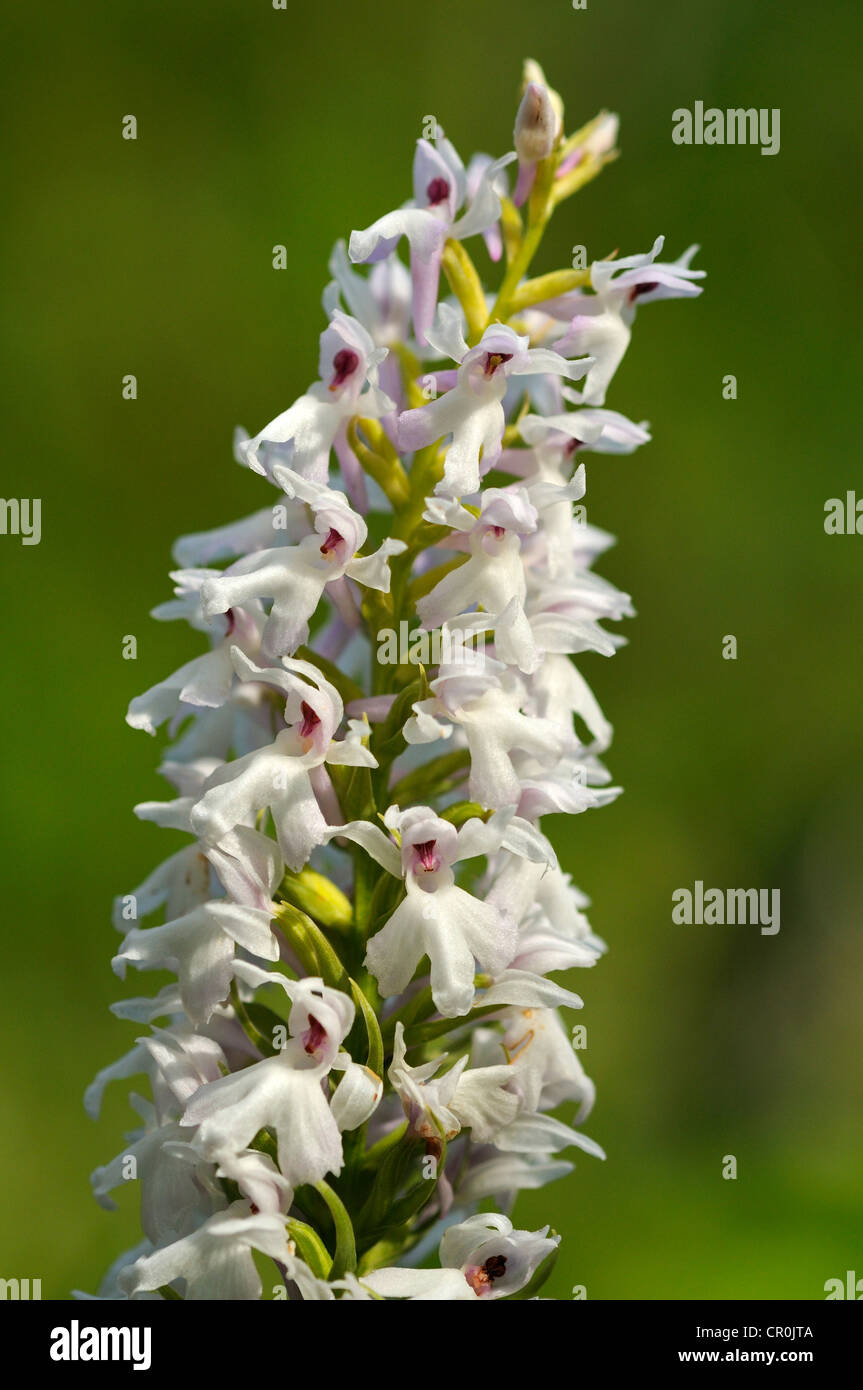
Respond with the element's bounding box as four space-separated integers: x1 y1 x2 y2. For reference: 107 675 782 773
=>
2 0 860 1299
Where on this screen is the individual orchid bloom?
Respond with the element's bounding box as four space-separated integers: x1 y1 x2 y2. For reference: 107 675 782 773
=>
349 136 515 345
406 649 566 810
84 1026 228 1129
417 489 539 673
323 242 412 414
524 651 613 752
231 962 354 1069
189 649 375 872
546 237 704 405
132 755 223 837
205 824 284 913
361 1213 559 1300
112 899 279 1026
126 571 265 735
398 311 593 496
484 853 603 975
456 1151 574 1204
499 1005 598 1120
199 467 405 657
462 1024 604 1163
324 241 413 349
519 400 652 460
118 1202 293 1301
172 495 307 569
210 1147 294 1215
389 1021 518 1143
524 574 633 661
233 959 384 1132
91 1121 218 1247
324 805 549 1017
112 844 212 931
116 808 282 927
516 464 592 584
138 651 281 768
237 310 394 482
181 980 356 1187
465 154 506 262
514 752 622 822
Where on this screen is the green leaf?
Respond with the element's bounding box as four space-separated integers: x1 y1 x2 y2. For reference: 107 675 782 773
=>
380 984 437 1044
330 760 375 821
404 1002 502 1047
389 748 471 804
361 1135 448 1247
439 801 490 828
356 1132 426 1240
287 1219 334 1280
349 980 384 1077
274 904 349 990
249 1128 279 1165
315 1181 357 1279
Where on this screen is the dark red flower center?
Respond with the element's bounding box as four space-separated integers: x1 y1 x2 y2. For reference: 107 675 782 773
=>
330 348 359 390
303 1014 327 1055
414 839 439 872
299 700 320 739
320 527 344 557
483 351 512 377
629 280 658 303
426 177 450 206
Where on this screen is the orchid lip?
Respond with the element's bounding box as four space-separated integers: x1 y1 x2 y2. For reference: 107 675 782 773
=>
329 348 360 390
426 176 450 206
483 351 513 377
298 700 321 739
413 839 440 873
465 1254 508 1294
302 1014 328 1056
629 280 658 303
319 526 344 557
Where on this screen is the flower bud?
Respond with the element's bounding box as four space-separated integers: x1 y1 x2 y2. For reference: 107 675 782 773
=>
584 111 619 160
514 81 560 164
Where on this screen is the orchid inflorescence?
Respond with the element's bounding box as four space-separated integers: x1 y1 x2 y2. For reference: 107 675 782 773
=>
86 60 703 1301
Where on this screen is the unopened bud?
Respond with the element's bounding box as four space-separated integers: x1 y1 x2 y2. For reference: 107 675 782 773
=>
584 111 619 160
515 81 559 164
279 866 354 931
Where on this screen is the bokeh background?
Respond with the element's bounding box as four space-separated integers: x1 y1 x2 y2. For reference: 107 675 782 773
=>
2 0 860 1300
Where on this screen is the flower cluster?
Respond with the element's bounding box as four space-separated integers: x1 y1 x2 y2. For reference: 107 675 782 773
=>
86 61 703 1301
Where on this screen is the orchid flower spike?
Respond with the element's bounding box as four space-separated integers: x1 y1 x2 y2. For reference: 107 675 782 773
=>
90 60 703 1303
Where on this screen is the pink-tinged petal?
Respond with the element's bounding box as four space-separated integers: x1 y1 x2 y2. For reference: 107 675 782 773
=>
512 158 536 208
410 236 445 346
